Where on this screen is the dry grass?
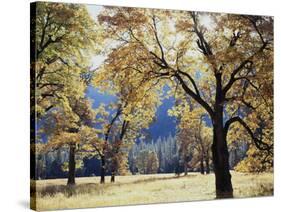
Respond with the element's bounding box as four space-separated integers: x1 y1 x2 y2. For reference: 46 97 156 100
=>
31 171 273 211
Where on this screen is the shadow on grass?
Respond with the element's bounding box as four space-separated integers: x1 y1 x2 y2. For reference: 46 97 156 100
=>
33 183 101 197
130 174 196 185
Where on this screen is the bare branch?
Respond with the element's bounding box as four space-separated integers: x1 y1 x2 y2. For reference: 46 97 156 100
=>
190 12 213 56
175 73 214 118
223 40 268 95
152 15 168 67
177 69 201 96
105 106 123 142
224 116 273 155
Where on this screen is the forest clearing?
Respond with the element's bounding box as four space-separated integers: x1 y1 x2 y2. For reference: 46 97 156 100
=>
32 172 273 210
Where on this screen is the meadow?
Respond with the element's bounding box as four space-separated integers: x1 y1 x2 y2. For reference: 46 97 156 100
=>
31 3 274 210
31 171 273 211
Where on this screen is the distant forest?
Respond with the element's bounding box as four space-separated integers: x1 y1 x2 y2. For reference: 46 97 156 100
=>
34 133 248 179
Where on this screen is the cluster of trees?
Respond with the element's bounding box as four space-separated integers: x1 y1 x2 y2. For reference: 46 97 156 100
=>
34 132 249 179
31 2 273 199
136 150 159 174
175 107 212 175
129 133 210 176
31 2 160 185
31 2 99 185
35 148 68 179
129 134 177 174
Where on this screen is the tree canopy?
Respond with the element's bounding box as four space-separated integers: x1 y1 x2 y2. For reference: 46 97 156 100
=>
32 3 273 198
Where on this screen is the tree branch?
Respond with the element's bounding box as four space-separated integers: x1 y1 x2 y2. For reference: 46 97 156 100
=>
105 106 122 142
152 15 168 67
177 69 200 96
223 40 268 95
190 12 213 56
224 116 273 155
175 73 214 118
37 34 66 57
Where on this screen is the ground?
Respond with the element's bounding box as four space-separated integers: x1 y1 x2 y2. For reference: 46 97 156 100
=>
31 171 273 211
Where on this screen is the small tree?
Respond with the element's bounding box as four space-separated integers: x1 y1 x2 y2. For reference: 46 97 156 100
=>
44 98 99 185
175 107 212 174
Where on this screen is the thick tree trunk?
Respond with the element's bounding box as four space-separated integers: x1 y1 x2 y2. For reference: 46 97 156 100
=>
177 69 233 198
211 73 233 198
212 112 233 198
200 157 205 174
67 144 76 186
100 155 105 184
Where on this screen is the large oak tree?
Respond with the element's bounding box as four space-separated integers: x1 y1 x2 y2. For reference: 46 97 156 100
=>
98 7 273 198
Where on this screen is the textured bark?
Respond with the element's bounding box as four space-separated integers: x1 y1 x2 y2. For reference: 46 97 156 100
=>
67 144 76 186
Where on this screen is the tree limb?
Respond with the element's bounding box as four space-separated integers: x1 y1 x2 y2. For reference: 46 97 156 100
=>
177 69 201 96
224 116 273 155
175 73 214 118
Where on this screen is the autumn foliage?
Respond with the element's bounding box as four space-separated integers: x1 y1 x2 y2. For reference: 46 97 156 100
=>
31 2 273 201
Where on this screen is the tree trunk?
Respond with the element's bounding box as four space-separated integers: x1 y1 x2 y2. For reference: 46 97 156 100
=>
184 163 188 176
205 155 210 174
67 144 76 186
110 171 115 183
110 159 116 183
177 69 233 198
200 157 205 174
100 155 105 184
212 111 233 198
211 73 233 198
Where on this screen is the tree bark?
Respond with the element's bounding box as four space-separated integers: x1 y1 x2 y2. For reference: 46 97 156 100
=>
176 66 234 198
67 144 76 186
110 171 115 183
212 111 233 198
205 154 210 174
184 162 188 176
200 157 205 174
100 155 105 184
211 73 233 198
110 159 117 183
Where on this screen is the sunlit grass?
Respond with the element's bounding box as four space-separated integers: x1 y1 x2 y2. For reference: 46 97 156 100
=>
31 171 273 211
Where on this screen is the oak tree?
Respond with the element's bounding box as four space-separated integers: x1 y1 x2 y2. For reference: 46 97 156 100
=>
98 8 273 197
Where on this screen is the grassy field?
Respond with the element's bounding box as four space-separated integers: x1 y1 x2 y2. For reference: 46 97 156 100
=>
31 172 273 211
